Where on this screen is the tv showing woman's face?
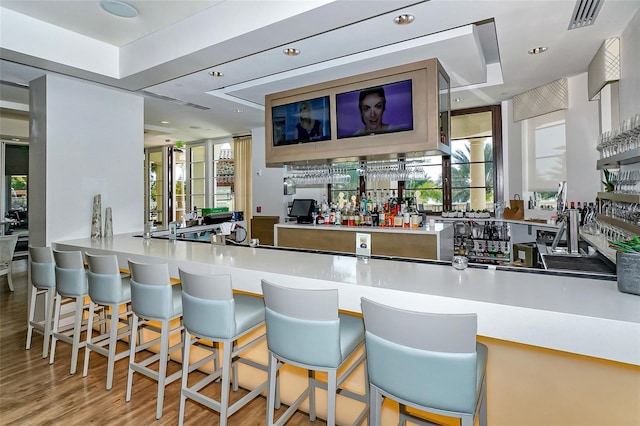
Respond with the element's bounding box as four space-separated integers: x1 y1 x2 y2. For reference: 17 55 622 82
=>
336 79 413 139
360 92 386 132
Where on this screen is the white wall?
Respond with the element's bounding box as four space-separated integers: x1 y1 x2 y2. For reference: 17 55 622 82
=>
502 99 521 200
251 127 285 220
565 72 600 203
251 127 328 220
619 8 640 118
29 74 144 246
503 73 600 206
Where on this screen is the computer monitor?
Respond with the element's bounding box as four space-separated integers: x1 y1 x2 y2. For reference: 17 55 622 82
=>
288 199 315 224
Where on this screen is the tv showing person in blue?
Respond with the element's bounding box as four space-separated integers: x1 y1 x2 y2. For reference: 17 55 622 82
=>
295 101 323 141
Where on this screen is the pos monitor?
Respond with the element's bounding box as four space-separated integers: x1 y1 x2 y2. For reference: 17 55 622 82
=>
288 199 315 224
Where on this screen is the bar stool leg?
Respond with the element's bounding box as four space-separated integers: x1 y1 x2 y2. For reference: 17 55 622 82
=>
156 319 169 420
69 297 84 375
25 286 38 350
326 370 337 426
125 314 139 403
106 305 120 390
48 294 62 364
83 301 96 378
266 352 278 426
370 385 382 426
308 370 316 421
42 289 56 358
177 330 192 426
220 341 233 426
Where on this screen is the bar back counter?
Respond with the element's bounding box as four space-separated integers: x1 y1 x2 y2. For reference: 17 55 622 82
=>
54 233 640 425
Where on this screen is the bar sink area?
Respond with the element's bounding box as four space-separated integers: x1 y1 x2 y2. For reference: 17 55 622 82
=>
540 252 616 276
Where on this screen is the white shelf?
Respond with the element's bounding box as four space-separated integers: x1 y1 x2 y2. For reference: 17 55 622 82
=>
597 192 640 203
596 148 640 169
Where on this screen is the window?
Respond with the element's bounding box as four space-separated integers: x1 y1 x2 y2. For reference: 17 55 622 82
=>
213 142 234 212
404 156 443 212
187 145 206 213
146 150 164 224
523 110 566 207
405 105 502 212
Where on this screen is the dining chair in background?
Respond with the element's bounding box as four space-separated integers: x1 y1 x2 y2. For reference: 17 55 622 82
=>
0 234 18 291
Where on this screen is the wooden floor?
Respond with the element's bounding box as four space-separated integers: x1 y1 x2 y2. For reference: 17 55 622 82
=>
0 260 324 426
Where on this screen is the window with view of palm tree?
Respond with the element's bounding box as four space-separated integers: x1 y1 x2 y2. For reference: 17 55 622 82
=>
451 138 494 211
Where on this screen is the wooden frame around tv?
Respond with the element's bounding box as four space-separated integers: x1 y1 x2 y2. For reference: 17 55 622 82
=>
265 58 450 166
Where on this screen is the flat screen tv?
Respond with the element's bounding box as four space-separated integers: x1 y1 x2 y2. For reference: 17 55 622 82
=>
272 96 331 146
336 79 413 139
288 198 315 224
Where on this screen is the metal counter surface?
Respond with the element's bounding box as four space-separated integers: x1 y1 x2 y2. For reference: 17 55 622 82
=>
55 233 640 365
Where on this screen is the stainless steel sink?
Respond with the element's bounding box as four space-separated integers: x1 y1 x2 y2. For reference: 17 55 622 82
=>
540 253 616 276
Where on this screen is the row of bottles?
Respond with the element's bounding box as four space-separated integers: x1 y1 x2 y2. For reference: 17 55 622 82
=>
315 190 420 228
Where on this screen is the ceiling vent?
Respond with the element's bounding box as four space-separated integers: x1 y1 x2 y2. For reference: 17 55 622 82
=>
568 0 603 30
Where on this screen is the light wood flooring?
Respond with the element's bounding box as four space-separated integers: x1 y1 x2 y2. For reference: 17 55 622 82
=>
0 260 324 426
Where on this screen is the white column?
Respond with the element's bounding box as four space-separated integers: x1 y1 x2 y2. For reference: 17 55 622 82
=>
29 74 144 246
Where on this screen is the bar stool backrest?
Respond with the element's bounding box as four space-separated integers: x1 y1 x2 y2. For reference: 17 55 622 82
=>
361 297 479 414
179 269 236 339
86 253 126 305
128 259 176 320
29 246 55 289
53 250 87 297
261 279 341 368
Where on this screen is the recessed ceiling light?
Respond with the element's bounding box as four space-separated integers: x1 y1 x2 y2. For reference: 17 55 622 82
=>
234 109 244 113
283 48 300 57
528 46 548 55
100 0 138 18
160 120 170 124
209 71 224 77
393 14 415 25
453 98 464 103
12 138 20 141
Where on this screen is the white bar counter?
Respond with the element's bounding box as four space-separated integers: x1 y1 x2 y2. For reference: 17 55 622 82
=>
54 233 640 366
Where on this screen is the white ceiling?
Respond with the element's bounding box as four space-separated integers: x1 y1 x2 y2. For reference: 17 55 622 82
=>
0 0 638 147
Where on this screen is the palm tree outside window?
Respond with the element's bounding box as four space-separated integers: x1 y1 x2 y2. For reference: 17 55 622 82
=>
406 105 503 213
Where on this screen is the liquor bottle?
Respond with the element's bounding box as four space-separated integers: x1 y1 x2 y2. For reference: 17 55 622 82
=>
354 205 361 226
360 192 367 214
342 203 349 226
321 194 328 215
371 205 379 227
390 190 398 213
334 206 341 226
366 192 373 214
393 205 403 227
328 206 335 225
316 210 325 225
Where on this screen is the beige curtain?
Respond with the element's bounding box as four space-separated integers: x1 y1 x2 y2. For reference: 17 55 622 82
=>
234 135 252 239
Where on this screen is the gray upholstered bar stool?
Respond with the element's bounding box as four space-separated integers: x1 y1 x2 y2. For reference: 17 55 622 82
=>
126 259 184 420
49 249 91 375
83 253 133 390
261 279 368 426
25 246 57 358
177 268 268 426
360 297 488 426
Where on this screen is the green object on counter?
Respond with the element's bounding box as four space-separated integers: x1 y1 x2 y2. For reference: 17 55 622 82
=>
202 207 229 215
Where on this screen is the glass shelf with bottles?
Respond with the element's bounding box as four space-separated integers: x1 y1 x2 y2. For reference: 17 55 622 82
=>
453 221 512 264
315 190 422 228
